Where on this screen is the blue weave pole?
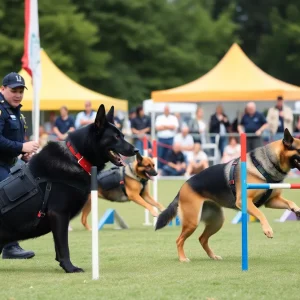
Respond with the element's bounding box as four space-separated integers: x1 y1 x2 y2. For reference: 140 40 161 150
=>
241 133 248 271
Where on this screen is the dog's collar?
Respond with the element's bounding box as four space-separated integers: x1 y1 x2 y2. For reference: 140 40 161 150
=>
66 141 92 175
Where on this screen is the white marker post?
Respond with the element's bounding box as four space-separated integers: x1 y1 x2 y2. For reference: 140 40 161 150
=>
143 136 152 226
91 166 99 280
152 140 158 227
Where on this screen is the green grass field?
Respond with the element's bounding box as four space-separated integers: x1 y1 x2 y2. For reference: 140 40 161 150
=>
2 179 300 300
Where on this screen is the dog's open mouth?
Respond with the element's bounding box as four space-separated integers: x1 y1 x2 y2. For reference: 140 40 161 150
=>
108 150 125 166
145 172 154 180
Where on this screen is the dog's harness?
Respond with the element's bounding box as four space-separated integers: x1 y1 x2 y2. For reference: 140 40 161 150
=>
229 153 283 207
33 141 91 225
120 163 148 197
228 158 239 200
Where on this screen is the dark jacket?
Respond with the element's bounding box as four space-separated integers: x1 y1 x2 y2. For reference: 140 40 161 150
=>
209 114 230 134
0 93 25 164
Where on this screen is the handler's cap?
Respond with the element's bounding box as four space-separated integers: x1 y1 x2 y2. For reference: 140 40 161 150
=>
2 72 27 89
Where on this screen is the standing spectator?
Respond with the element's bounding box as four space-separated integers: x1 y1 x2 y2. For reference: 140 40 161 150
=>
238 102 268 151
221 137 241 163
174 125 194 161
189 106 207 144
75 100 97 129
53 106 75 141
267 96 293 141
185 143 209 176
162 143 186 176
155 105 179 169
131 106 151 154
209 105 230 156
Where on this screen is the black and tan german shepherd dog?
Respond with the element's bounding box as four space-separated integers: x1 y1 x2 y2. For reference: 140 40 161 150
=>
0 104 137 273
156 129 300 263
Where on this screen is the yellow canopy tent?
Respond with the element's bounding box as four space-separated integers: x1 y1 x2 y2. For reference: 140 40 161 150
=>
152 43 300 102
19 49 128 111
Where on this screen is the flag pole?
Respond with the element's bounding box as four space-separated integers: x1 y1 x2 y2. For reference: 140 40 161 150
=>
33 70 40 142
22 0 41 142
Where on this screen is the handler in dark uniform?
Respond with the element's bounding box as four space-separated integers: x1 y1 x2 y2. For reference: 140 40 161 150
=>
0 72 39 259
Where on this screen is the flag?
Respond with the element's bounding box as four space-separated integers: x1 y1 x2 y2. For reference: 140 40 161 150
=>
22 0 42 142
21 0 41 90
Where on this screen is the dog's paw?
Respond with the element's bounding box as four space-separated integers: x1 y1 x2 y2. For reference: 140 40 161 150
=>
65 266 84 273
151 210 159 217
179 257 190 263
72 267 84 273
210 255 222 260
291 208 300 217
262 225 273 238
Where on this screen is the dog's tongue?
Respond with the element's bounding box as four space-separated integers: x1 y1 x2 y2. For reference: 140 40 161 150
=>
146 173 154 180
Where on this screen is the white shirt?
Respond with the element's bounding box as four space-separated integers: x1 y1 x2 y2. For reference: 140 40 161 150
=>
174 133 194 158
197 120 206 132
222 144 241 163
75 111 97 129
188 150 208 163
155 114 179 138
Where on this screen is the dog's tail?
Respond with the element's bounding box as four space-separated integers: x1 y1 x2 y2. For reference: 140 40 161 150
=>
155 193 179 230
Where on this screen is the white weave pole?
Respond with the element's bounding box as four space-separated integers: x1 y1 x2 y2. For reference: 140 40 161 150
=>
91 166 99 280
143 136 152 226
152 139 158 227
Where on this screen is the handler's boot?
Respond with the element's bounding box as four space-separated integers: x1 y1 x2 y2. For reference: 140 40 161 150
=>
2 242 35 259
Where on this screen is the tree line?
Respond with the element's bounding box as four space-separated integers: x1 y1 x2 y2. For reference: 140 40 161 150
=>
0 0 299 107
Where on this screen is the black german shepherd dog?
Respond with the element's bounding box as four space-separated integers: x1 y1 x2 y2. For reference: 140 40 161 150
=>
0 104 137 273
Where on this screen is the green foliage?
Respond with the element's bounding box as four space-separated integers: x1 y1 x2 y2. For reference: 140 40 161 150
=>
73 0 238 106
2 0 300 107
257 3 300 85
0 0 109 85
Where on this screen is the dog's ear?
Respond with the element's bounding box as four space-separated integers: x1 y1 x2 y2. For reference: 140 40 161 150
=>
106 106 114 124
95 104 106 129
283 128 294 148
136 152 143 165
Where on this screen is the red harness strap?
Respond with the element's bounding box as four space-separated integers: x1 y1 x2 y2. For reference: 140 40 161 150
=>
66 141 92 175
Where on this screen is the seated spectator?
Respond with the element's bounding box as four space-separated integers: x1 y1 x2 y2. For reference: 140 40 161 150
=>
174 125 194 161
131 106 151 154
185 143 209 176
43 111 56 135
221 137 241 163
53 106 75 141
162 143 186 176
75 100 97 129
188 106 206 144
114 111 122 129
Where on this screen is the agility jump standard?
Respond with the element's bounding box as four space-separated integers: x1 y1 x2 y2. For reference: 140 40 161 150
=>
143 136 158 227
91 166 99 280
240 133 300 272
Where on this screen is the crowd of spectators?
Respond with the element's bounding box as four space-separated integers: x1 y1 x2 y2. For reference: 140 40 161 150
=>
37 95 297 178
